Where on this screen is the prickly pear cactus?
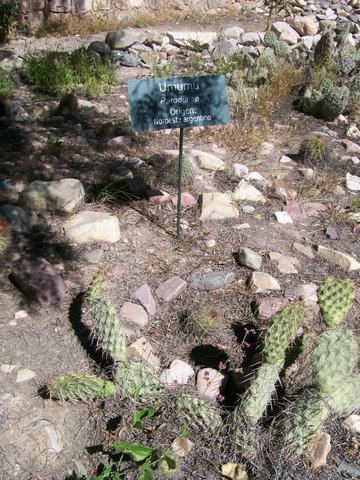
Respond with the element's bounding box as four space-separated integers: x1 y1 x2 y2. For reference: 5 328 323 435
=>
92 299 126 360
274 41 291 59
264 31 278 48
258 48 277 70
166 156 197 187
299 87 323 117
263 304 304 368
314 30 334 68
328 373 360 415
237 363 280 424
311 328 359 394
320 78 333 96
319 85 349 121
301 134 327 166
87 267 107 305
317 276 355 326
176 393 222 432
287 392 330 453
48 373 117 401
114 361 164 402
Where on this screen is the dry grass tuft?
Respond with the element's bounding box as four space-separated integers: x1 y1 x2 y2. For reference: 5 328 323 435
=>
219 113 271 152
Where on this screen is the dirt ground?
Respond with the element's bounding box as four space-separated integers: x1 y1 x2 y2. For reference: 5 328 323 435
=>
0 10 360 480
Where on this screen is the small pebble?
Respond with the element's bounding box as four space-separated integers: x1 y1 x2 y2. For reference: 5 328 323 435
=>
14 310 28 320
205 239 216 248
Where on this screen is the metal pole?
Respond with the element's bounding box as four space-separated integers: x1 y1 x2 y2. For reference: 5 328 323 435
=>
176 127 184 240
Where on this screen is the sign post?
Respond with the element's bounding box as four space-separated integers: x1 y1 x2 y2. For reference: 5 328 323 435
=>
128 75 230 239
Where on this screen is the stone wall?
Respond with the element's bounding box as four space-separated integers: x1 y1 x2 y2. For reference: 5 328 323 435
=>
18 0 239 32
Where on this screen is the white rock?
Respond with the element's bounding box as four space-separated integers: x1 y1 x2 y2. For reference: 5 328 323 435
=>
338 114 348 124
200 192 239 221
1 364 17 373
63 211 121 243
248 272 281 293
317 245 360 271
233 180 266 203
241 32 261 46
342 415 360 433
205 239 216 248
126 337 160 370
223 26 244 40
347 124 360 139
167 31 217 49
346 172 360 191
196 368 225 401
16 368 36 383
274 211 293 224
279 155 292 163
293 16 319 36
160 359 195 386
227 163 249 181
172 436 194 457
279 27 300 45
295 283 318 306
14 310 28 319
190 149 225 171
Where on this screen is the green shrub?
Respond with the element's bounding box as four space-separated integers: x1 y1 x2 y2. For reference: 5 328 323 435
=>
22 48 115 98
0 67 16 97
0 0 20 40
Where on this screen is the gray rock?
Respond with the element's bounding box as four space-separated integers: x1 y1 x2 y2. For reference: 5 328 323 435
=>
0 205 37 233
105 28 148 50
212 40 238 59
241 32 261 46
19 179 84 213
223 26 244 40
88 41 111 55
190 271 235 290
237 247 262 270
156 276 187 302
39 420 63 453
84 249 104 264
227 163 249 182
12 255 67 305
16 368 36 383
119 52 141 67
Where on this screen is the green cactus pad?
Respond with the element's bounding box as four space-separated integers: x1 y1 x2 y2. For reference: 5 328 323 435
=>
92 299 126 360
314 31 334 68
274 41 291 59
263 304 304 368
176 393 222 432
287 392 330 453
238 363 280 424
320 78 333 96
328 374 360 415
48 373 117 401
312 328 358 394
114 361 164 402
318 277 355 326
319 86 349 121
87 267 107 305
264 31 278 48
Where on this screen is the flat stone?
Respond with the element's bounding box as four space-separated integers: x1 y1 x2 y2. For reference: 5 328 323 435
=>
126 337 160 370
133 283 156 315
190 271 235 290
346 172 360 191
19 179 84 213
105 28 148 50
269 251 299 274
292 242 314 259
308 432 331 469
119 302 148 327
342 139 360 154
172 436 194 457
236 247 262 270
14 310 28 319
11 255 67 305
233 180 266 202
39 420 63 453
156 276 187 302
200 192 239 221
248 272 281 293
160 359 194 386
254 297 289 319
221 463 248 480
241 31 261 46
63 211 121 244
16 368 36 383
223 26 244 40
84 249 104 264
325 226 338 239
147 189 170 204
283 202 327 218
274 211 293 224
0 205 37 233
171 192 197 207
119 52 141 67
279 26 300 45
227 164 249 181
294 283 318 306
196 368 225 401
342 415 360 433
279 155 292 163
190 149 225 171
317 245 360 271
167 31 217 49
293 15 320 35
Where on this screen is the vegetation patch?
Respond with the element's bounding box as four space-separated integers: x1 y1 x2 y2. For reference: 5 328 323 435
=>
0 67 16 97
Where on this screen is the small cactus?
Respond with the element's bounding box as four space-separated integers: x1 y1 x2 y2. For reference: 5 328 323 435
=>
166 156 197 187
314 30 334 68
191 308 216 335
176 393 222 432
263 304 304 368
87 267 107 305
274 41 291 59
319 78 333 96
264 31 278 48
92 299 126 360
47 373 117 401
114 361 164 402
317 276 356 326
300 134 327 166
319 85 349 121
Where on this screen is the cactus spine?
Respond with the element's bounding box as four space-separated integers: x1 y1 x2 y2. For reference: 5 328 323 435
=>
48 373 117 401
176 393 222 432
317 277 355 326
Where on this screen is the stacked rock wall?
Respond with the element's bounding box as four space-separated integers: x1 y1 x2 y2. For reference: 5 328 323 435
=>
18 0 239 32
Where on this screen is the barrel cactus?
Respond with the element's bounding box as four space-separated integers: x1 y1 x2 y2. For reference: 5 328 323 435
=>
166 156 197 187
300 134 327 166
317 276 356 326
47 373 117 401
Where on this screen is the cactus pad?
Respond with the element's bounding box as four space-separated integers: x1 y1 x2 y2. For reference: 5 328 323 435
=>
87 267 107 305
114 361 164 402
314 31 334 68
176 393 222 432
328 374 360 415
264 31 278 48
319 85 349 121
92 299 126 360
318 276 355 326
48 373 117 401
263 304 304 368
311 328 358 394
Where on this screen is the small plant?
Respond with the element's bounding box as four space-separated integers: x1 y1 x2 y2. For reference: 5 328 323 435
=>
23 48 115 98
0 0 20 40
0 67 16 97
191 308 216 335
300 134 327 167
151 57 176 78
42 135 62 156
166 156 197 187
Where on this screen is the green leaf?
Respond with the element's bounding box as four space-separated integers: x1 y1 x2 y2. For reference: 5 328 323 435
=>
138 465 155 480
111 440 131 454
133 408 155 428
111 441 156 463
161 453 177 474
